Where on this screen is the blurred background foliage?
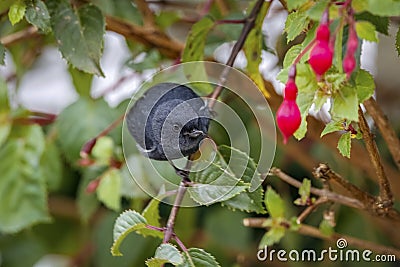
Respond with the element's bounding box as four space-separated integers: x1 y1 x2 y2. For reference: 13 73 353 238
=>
0 0 399 266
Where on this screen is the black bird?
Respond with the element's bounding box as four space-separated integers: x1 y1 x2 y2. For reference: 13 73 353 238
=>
126 82 210 161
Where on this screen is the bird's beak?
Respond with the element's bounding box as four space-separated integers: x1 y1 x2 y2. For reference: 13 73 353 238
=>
186 129 205 138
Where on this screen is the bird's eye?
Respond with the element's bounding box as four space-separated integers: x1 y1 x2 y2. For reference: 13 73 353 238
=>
173 124 181 132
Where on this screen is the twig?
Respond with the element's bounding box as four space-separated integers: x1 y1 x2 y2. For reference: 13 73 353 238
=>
358 107 393 209
133 0 157 28
270 167 365 209
243 218 400 259
208 0 267 109
296 197 330 224
313 163 374 206
0 26 38 46
364 97 400 170
105 16 184 59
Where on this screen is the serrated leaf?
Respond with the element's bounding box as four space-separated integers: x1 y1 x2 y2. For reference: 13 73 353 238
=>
285 11 310 43
218 146 266 213
47 1 105 75
265 187 285 218
25 0 51 33
396 26 400 57
337 132 352 158
244 1 271 98
319 219 334 236
146 243 184 266
68 66 93 97
138 199 163 239
306 0 330 21
0 44 5 65
111 210 148 256
355 12 389 35
188 147 249 205
321 120 344 137
0 125 51 233
8 0 26 25
286 0 308 11
355 21 378 42
283 44 302 69
294 90 315 140
259 226 286 248
97 168 121 211
332 85 358 122
56 98 121 164
355 69 375 103
179 248 221 267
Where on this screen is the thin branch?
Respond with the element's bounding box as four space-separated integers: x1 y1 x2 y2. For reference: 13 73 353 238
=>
364 97 400 170
243 218 400 259
358 107 393 208
297 197 330 224
0 26 38 47
208 0 267 109
133 0 157 28
105 16 184 59
270 167 365 209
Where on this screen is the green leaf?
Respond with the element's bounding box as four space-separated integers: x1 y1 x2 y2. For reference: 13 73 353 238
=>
188 147 250 205
155 11 180 30
259 226 286 248
320 120 344 137
337 132 352 158
285 11 310 43
332 85 358 122
8 0 26 25
396 26 400 57
294 179 311 206
0 125 51 233
146 244 184 267
0 113 11 147
355 69 375 103
218 146 266 214
68 66 93 97
363 0 400 17
77 167 101 223
0 44 5 65
355 21 378 42
40 140 63 192
286 0 308 11
92 136 114 165
319 219 334 236
244 1 271 98
47 1 105 75
127 50 162 72
138 199 163 239
265 187 285 218
182 16 214 94
56 98 121 164
294 91 315 140
97 168 121 211
111 210 147 256
25 0 51 33
355 12 389 35
179 248 221 267
306 0 329 21
333 24 344 72
282 44 302 69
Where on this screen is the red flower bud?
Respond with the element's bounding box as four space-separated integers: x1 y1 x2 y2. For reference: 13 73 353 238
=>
309 41 333 78
316 24 330 42
86 179 100 194
347 28 358 55
276 99 301 144
284 79 298 101
343 54 356 78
